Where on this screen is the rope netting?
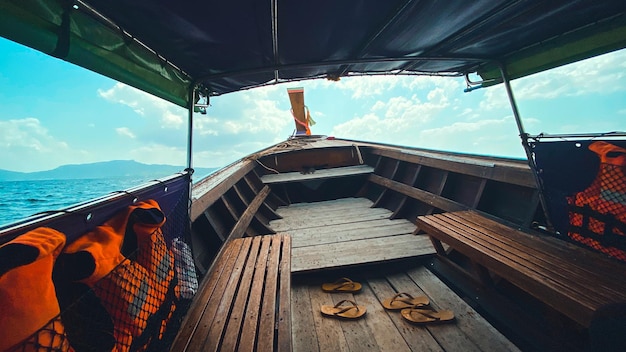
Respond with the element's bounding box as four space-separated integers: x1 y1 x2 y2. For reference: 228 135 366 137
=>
4 189 197 352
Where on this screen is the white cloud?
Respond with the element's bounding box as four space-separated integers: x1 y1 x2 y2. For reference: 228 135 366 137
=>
331 84 453 143
161 110 185 129
314 75 462 99
193 115 219 136
216 92 291 135
0 118 89 172
98 83 186 129
98 83 146 116
116 127 136 139
481 49 626 110
415 116 528 158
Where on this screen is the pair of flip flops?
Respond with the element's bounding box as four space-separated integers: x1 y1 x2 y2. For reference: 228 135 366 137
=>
383 292 455 325
320 278 366 319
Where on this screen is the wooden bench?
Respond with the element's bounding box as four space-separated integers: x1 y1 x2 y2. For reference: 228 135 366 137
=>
170 234 291 352
260 165 374 184
416 210 626 329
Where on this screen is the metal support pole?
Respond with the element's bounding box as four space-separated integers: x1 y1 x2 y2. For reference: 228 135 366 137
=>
498 63 553 230
186 86 195 233
187 87 195 171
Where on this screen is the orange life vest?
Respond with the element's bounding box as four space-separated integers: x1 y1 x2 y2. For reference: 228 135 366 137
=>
0 227 72 352
60 200 179 351
568 141 626 261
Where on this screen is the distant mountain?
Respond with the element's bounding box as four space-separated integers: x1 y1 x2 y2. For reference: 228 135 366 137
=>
0 160 217 181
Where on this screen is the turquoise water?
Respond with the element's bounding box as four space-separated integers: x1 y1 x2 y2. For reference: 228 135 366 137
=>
0 177 150 227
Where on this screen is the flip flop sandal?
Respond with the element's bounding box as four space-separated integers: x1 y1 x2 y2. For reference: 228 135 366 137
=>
400 308 455 324
321 300 367 319
382 292 429 310
321 277 362 293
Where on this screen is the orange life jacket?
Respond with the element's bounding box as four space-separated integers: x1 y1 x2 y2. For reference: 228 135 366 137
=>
60 200 179 351
568 141 626 261
0 227 72 352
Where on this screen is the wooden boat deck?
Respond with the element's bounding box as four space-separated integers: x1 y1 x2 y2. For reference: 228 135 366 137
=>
269 198 436 272
291 265 520 352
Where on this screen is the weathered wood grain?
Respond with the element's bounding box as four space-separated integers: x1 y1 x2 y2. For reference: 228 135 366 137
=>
292 234 435 272
407 267 521 351
228 185 270 239
172 235 291 352
291 221 416 248
261 165 374 184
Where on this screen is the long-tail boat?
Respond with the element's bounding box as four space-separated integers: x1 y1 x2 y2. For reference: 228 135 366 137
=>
1 1 626 351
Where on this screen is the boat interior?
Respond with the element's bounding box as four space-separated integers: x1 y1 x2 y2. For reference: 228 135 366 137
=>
178 137 626 352
2 1 626 351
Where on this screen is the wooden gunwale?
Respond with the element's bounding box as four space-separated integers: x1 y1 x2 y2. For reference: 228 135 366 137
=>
370 147 535 188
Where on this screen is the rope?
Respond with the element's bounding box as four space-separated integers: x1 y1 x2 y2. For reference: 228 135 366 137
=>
255 159 280 174
353 144 364 164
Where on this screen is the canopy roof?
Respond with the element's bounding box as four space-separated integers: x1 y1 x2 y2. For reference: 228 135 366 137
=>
2 0 625 107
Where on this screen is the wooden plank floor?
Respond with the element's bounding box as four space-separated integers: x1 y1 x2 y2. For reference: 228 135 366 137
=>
269 198 436 272
291 266 520 352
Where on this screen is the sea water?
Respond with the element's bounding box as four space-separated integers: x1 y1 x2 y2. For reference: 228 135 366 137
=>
0 177 151 227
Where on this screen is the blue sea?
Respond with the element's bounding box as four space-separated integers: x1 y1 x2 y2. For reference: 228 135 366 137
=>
0 177 152 227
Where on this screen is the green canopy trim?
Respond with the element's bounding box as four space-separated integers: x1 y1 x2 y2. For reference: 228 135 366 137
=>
478 14 626 86
0 1 192 107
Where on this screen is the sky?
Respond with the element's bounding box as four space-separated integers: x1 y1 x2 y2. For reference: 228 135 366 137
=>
1 37 625 174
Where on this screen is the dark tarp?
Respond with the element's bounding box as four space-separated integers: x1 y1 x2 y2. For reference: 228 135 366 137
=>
1 0 626 107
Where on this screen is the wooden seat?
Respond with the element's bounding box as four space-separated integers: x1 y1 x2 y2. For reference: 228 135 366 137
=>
260 165 374 184
170 234 291 352
416 210 626 328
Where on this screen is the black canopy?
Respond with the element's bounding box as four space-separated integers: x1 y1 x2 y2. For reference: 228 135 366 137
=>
1 0 625 107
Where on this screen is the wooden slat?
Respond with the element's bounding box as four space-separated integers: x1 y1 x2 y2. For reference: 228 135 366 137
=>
261 165 374 184
170 239 243 351
276 198 373 215
291 234 435 272
228 185 270 239
367 277 443 351
369 173 469 212
355 281 413 352
277 235 292 352
200 238 254 351
291 221 416 248
257 236 281 352
387 272 482 352
219 237 262 352
238 236 272 352
291 284 319 352
272 210 391 232
307 286 351 351
272 206 391 227
406 267 521 352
